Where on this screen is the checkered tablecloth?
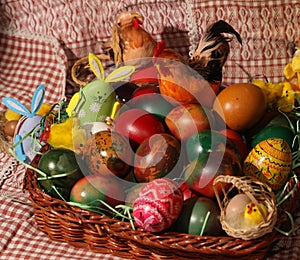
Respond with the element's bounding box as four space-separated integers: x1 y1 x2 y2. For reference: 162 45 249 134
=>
0 0 300 259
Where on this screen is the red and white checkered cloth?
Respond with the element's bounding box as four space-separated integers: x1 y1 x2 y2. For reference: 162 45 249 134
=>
0 31 67 112
0 0 300 259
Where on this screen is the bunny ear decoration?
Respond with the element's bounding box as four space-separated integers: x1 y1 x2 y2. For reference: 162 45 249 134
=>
31 84 45 116
88 53 105 80
2 97 32 118
105 66 135 82
2 84 45 118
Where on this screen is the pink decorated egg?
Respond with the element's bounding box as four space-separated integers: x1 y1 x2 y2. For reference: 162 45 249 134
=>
133 178 183 232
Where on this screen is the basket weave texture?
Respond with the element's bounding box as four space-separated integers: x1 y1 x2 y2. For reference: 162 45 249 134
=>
22 145 300 260
213 175 277 240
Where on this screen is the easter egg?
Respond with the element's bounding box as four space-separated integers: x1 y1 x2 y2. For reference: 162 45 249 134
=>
133 178 183 232
70 175 125 209
4 120 18 137
165 103 212 141
129 93 174 122
225 194 251 217
134 133 181 182
186 130 242 164
111 81 138 104
172 196 222 236
83 130 133 177
213 83 267 131
251 125 294 150
113 108 165 150
132 85 160 98
38 148 84 200
184 150 241 199
243 138 292 191
69 79 116 125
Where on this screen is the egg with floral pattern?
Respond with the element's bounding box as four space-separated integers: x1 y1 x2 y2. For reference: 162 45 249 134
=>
83 130 133 177
243 138 292 191
133 178 183 232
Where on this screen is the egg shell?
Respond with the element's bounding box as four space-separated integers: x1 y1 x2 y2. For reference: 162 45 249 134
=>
4 120 18 137
225 194 251 217
171 196 223 236
213 83 267 131
83 130 133 177
244 138 292 191
133 178 183 233
134 133 181 182
38 148 84 200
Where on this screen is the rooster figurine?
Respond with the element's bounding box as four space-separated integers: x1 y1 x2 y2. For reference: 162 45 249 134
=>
155 20 242 106
104 11 157 67
189 20 242 86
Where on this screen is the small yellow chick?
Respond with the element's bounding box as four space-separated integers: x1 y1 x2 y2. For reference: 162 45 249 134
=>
244 202 268 228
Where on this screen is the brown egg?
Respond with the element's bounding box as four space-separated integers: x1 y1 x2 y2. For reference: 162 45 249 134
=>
213 83 267 131
4 120 19 137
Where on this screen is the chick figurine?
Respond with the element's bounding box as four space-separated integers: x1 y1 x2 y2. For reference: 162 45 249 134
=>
244 202 268 228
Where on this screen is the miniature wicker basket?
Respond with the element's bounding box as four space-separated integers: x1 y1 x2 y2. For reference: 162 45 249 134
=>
213 175 278 240
71 54 111 86
22 145 300 259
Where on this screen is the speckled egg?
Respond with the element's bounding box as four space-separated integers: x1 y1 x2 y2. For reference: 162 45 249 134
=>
83 130 133 177
243 138 292 191
133 178 183 232
134 133 181 182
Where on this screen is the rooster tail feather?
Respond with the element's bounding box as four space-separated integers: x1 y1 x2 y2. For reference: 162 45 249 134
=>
192 20 242 64
207 20 242 44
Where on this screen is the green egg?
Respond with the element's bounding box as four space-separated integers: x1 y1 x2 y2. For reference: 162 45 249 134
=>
251 125 294 149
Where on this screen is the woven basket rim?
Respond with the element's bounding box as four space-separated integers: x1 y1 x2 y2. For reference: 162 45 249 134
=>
21 145 299 259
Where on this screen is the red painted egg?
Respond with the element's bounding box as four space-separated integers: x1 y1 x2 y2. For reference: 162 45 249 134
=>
113 108 165 150
83 130 133 177
165 103 212 141
133 178 183 232
134 133 181 182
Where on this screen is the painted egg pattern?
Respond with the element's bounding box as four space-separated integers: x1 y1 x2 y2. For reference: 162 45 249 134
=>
243 138 292 191
134 133 181 182
83 130 132 177
133 178 183 233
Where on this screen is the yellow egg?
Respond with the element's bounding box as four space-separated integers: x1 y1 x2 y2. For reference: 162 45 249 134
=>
243 138 292 191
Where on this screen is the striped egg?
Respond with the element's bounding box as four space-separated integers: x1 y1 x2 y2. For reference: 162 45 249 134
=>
243 138 292 191
133 178 183 232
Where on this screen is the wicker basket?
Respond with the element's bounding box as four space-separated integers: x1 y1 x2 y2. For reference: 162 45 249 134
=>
71 54 111 86
22 144 300 260
213 175 278 240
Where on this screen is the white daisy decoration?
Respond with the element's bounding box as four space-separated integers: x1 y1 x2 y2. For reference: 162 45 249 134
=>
90 103 100 113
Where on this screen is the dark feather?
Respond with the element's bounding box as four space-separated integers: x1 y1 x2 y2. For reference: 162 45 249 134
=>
189 20 242 83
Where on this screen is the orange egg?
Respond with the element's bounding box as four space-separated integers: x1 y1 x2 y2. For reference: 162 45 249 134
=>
4 120 18 137
213 83 267 131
